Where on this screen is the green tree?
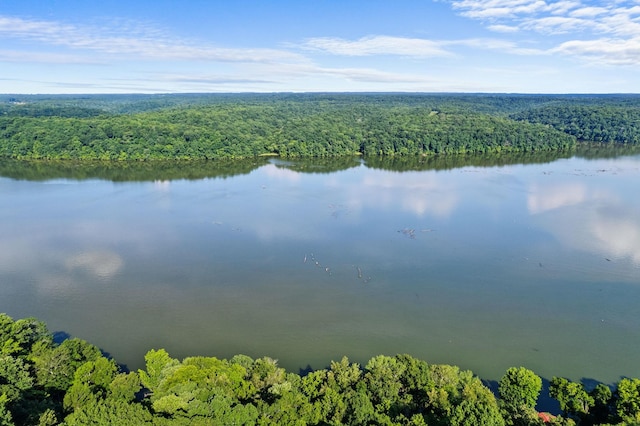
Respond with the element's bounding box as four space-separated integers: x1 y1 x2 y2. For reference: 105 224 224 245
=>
63 357 118 411
589 383 613 425
30 337 102 392
0 394 13 426
549 377 594 421
499 367 542 425
450 378 505 426
63 398 153 425
0 356 33 402
616 378 640 423
108 372 142 402
138 348 179 394
364 354 406 414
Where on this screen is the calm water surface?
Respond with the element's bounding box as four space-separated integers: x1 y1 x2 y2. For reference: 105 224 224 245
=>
1 154 639 384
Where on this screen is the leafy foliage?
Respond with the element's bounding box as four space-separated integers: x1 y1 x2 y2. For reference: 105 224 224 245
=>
1 313 639 425
499 367 542 425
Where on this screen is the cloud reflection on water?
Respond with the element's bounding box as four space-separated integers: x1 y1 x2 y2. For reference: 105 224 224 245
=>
250 165 459 242
348 170 459 218
262 164 302 182
527 180 640 266
64 250 124 279
527 182 589 214
591 209 640 265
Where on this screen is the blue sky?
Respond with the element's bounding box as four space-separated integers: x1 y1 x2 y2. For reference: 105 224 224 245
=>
1 0 639 94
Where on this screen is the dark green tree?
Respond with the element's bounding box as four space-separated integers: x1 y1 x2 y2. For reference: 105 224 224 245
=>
616 378 640 424
549 377 594 422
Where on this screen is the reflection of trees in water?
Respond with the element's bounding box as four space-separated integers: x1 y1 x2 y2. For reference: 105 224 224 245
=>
364 150 574 171
268 156 362 174
0 157 364 181
574 142 640 159
0 158 269 182
1 143 638 181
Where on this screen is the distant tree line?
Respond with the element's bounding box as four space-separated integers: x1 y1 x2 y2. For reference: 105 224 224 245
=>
1 313 640 425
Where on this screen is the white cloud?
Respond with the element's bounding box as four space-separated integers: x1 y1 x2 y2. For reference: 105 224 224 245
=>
569 6 609 17
447 37 547 54
451 0 555 19
448 0 640 37
158 74 277 85
488 24 520 32
314 66 440 83
551 37 640 66
546 1 583 15
0 49 104 64
302 35 452 57
447 0 640 66
521 16 595 34
304 34 545 60
601 8 640 37
0 15 307 64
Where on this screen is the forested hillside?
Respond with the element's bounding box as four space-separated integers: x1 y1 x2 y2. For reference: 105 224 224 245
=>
2 313 640 425
511 105 640 144
1 93 639 161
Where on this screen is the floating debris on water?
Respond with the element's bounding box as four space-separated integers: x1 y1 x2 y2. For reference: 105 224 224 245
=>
328 203 350 219
398 228 416 239
355 265 371 283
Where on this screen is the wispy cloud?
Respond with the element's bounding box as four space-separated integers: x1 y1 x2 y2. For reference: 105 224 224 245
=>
301 34 547 58
449 0 640 36
488 24 520 32
314 66 440 83
0 49 105 64
2 2 638 93
447 0 640 65
445 37 546 55
157 74 278 85
0 15 307 64
568 6 609 18
301 35 452 57
451 0 558 19
551 37 640 66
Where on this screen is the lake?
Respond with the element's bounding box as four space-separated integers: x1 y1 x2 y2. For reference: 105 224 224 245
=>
1 150 639 385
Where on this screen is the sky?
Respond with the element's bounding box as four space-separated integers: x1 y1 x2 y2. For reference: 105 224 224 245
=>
1 0 639 94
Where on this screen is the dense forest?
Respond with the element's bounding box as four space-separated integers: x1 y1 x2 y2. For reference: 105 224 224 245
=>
510 105 640 144
1 313 639 426
2 93 638 161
